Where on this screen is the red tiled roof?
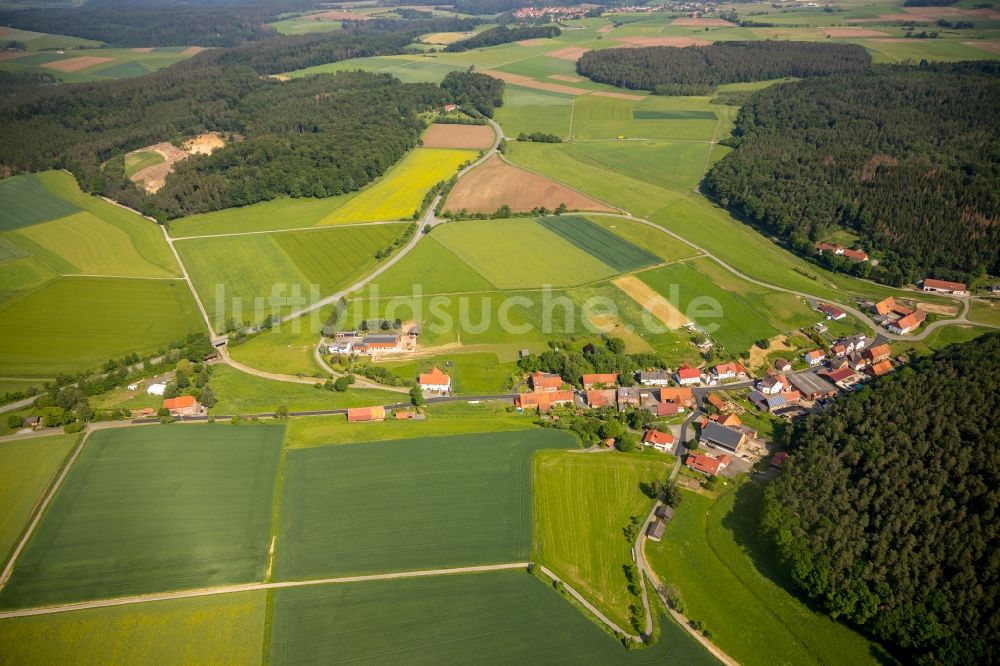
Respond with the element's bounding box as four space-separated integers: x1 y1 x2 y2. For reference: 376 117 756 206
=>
517 390 574 411
818 303 845 318
717 413 742 428
866 343 891 360
841 248 869 262
582 373 618 387
676 364 700 380
656 401 680 416
923 278 967 292
804 350 825 361
821 367 855 383
418 366 450 385
347 406 386 422
586 389 616 408
771 451 789 466
530 372 563 390
659 387 693 404
780 390 801 403
686 453 726 476
874 297 895 316
163 395 196 409
643 429 674 446
706 393 726 410
892 311 926 332
871 360 893 376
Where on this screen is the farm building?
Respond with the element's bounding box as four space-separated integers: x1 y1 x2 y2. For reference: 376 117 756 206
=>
864 344 892 363
617 387 644 409
816 242 868 262
771 451 789 468
146 383 166 396
712 362 746 380
418 366 452 392
654 401 681 417
821 367 857 386
659 387 693 406
713 412 742 429
788 372 837 400
586 389 616 409
515 390 574 413
887 310 926 335
646 520 666 541
638 370 671 386
700 421 747 455
706 393 726 411
817 303 846 320
686 452 730 476
530 372 563 392
655 505 674 521
803 350 826 366
873 297 896 316
675 364 701 386
347 406 386 423
443 103 458 113
922 278 967 295
163 395 199 416
582 373 618 389
642 428 675 453
360 334 401 352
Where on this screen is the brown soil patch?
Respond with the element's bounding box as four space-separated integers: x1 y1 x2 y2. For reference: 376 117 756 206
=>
591 91 643 101
479 69 531 84
130 132 225 193
182 46 205 56
42 56 113 73
443 154 613 214
550 74 582 83
0 51 27 62
964 41 1000 55
132 47 154 53
517 38 548 46
846 15 929 23
614 36 711 47
672 17 735 27
747 335 793 370
597 23 615 34
916 302 958 316
422 123 495 149
0 27 12 37
612 275 690 330
824 27 889 37
313 10 371 20
904 6 1000 19
547 46 591 61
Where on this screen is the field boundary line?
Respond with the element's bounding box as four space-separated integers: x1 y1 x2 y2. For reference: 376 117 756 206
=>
537 564 641 641
0 430 91 592
495 152 623 215
169 219 409 241
158 224 217 339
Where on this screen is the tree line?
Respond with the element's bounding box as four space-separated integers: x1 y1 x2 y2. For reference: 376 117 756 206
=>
576 41 870 91
762 333 999 664
445 24 560 52
704 61 1000 285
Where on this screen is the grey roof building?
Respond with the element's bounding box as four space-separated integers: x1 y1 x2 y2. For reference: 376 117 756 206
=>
700 421 747 454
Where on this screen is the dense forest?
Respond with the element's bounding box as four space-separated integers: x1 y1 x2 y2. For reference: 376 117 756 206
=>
440 70 504 117
576 41 869 91
0 21 498 218
704 62 1000 285
445 24 560 52
762 333 999 664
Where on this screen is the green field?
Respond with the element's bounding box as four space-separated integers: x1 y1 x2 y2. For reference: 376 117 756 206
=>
647 481 885 665
369 234 495 296
270 571 716 665
571 95 723 141
0 174 80 231
587 215 700 263
123 150 165 178
275 429 577 580
0 425 282 609
177 224 404 327
0 276 203 377
0 591 266 664
539 215 660 272
284 401 536 448
208 363 403 414
382 351 519 394
226 305 331 377
533 451 673 629
969 299 1000 327
167 191 360 237
558 140 718 192
494 87 575 137
433 218 618 289
0 433 79 565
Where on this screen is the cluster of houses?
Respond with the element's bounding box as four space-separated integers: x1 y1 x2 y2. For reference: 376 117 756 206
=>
346 405 425 423
637 361 747 389
816 242 869 263
871 296 926 335
325 329 419 357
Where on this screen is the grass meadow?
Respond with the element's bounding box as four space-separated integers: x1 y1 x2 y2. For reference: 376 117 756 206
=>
0 591 266 664
369 234 495 296
646 482 885 665
226 304 332 377
532 451 673 630
0 425 282 609
539 215 660 272
0 433 79 566
494 87 575 137
382 351 519 394
275 429 577 580
167 192 360 237
270 571 716 665
571 95 723 141
586 215 699 263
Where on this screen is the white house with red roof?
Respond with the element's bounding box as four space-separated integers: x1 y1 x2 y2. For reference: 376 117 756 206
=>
922 278 967 296
642 429 675 453
803 350 826 366
686 452 730 476
675 364 701 386
418 367 452 392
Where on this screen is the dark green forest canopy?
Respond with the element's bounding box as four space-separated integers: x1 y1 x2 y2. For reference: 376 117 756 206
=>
762 333 1000 664
576 41 870 91
0 21 494 219
704 61 1000 285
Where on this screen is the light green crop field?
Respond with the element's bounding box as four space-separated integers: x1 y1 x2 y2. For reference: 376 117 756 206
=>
893 323 993 358
208 363 403 414
0 425 282 609
382 351 520 394
0 591 266 664
433 218 617 289
539 215 660 272
0 276 203 377
226 304 331 377
533 451 673 630
167 191 359 237
270 571 716 665
123 150 165 178
571 95 724 141
177 224 402 326
320 148 477 224
285 401 535 448
969 299 1000 327
560 140 717 191
369 235 495 296
494 87 575 137
0 41 198 82
0 173 80 231
275 429 577 580
0 433 79 565
647 481 886 665
586 215 700 263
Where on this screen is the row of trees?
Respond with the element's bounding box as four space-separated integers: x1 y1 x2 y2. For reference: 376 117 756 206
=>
516 337 666 388
704 61 1000 285
576 41 870 90
445 24 560 52
762 333 999 664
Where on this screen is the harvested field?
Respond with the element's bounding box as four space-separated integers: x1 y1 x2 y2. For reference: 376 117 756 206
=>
747 334 793 370
597 23 615 33
42 56 113 72
547 46 590 61
479 69 531 83
550 74 582 82
591 91 644 101
672 17 735 26
443 154 613 214
846 15 928 23
181 46 205 55
517 38 548 46
615 36 711 47
916 302 958 316
613 274 690 329
965 41 1000 55
422 123 495 149
0 27 11 36
0 51 25 61
824 27 889 37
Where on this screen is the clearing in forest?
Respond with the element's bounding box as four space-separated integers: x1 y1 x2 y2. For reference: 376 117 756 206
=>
443 154 613 215
127 133 225 193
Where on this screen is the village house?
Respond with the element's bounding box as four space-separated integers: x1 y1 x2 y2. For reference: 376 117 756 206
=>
712 362 747 381
922 278 968 296
705 392 726 411
817 303 847 320
443 103 458 113
616 386 644 410
645 520 666 542
163 395 199 417
848 353 868 372
714 412 742 429
803 350 826 366
358 334 401 354
347 406 386 423
637 370 671 387
686 452 730 476
655 505 674 522
586 389 617 409
749 388 801 413
418 367 451 393
328 340 353 355
700 421 747 456
816 242 869 262
515 390 574 413
530 372 563 392
770 451 789 468
887 310 926 335
642 428 675 453
821 367 857 387
653 401 681 417
582 373 618 390
870 360 893 377
864 343 892 363
788 371 837 401
773 358 792 372
675 364 701 386
873 296 896 317
659 387 694 408
757 373 789 395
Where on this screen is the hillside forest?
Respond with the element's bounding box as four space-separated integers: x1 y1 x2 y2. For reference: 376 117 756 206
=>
762 333 1000 664
704 61 1000 285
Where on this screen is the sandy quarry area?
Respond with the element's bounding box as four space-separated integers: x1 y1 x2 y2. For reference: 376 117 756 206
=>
129 133 225 193
443 154 613 214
